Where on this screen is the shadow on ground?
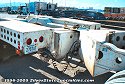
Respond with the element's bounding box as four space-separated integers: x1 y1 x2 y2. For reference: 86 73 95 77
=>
0 55 114 84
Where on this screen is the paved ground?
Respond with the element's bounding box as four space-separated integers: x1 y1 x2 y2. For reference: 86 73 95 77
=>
0 12 18 18
0 54 114 84
0 13 114 84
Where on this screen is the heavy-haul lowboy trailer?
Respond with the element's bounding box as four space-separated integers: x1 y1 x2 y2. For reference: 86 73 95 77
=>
0 18 101 77
28 16 125 78
27 16 103 60
0 19 53 55
12 16 101 59
2 17 125 81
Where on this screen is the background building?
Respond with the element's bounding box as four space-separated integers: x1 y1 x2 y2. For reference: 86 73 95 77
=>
104 7 125 14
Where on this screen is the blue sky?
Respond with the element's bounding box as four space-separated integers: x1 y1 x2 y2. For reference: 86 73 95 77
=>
0 0 125 9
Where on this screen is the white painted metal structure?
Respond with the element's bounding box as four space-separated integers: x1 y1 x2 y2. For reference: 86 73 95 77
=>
52 30 79 59
27 16 102 59
28 16 101 30
0 17 101 60
80 30 125 77
0 19 53 54
51 18 101 30
24 16 101 59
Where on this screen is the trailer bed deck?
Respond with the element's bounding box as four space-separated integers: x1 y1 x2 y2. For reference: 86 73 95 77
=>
0 19 52 32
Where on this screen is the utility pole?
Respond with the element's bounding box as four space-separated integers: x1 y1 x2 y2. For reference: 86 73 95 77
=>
38 0 40 15
52 0 53 4
29 0 30 15
65 0 66 10
10 0 11 7
9 0 12 12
